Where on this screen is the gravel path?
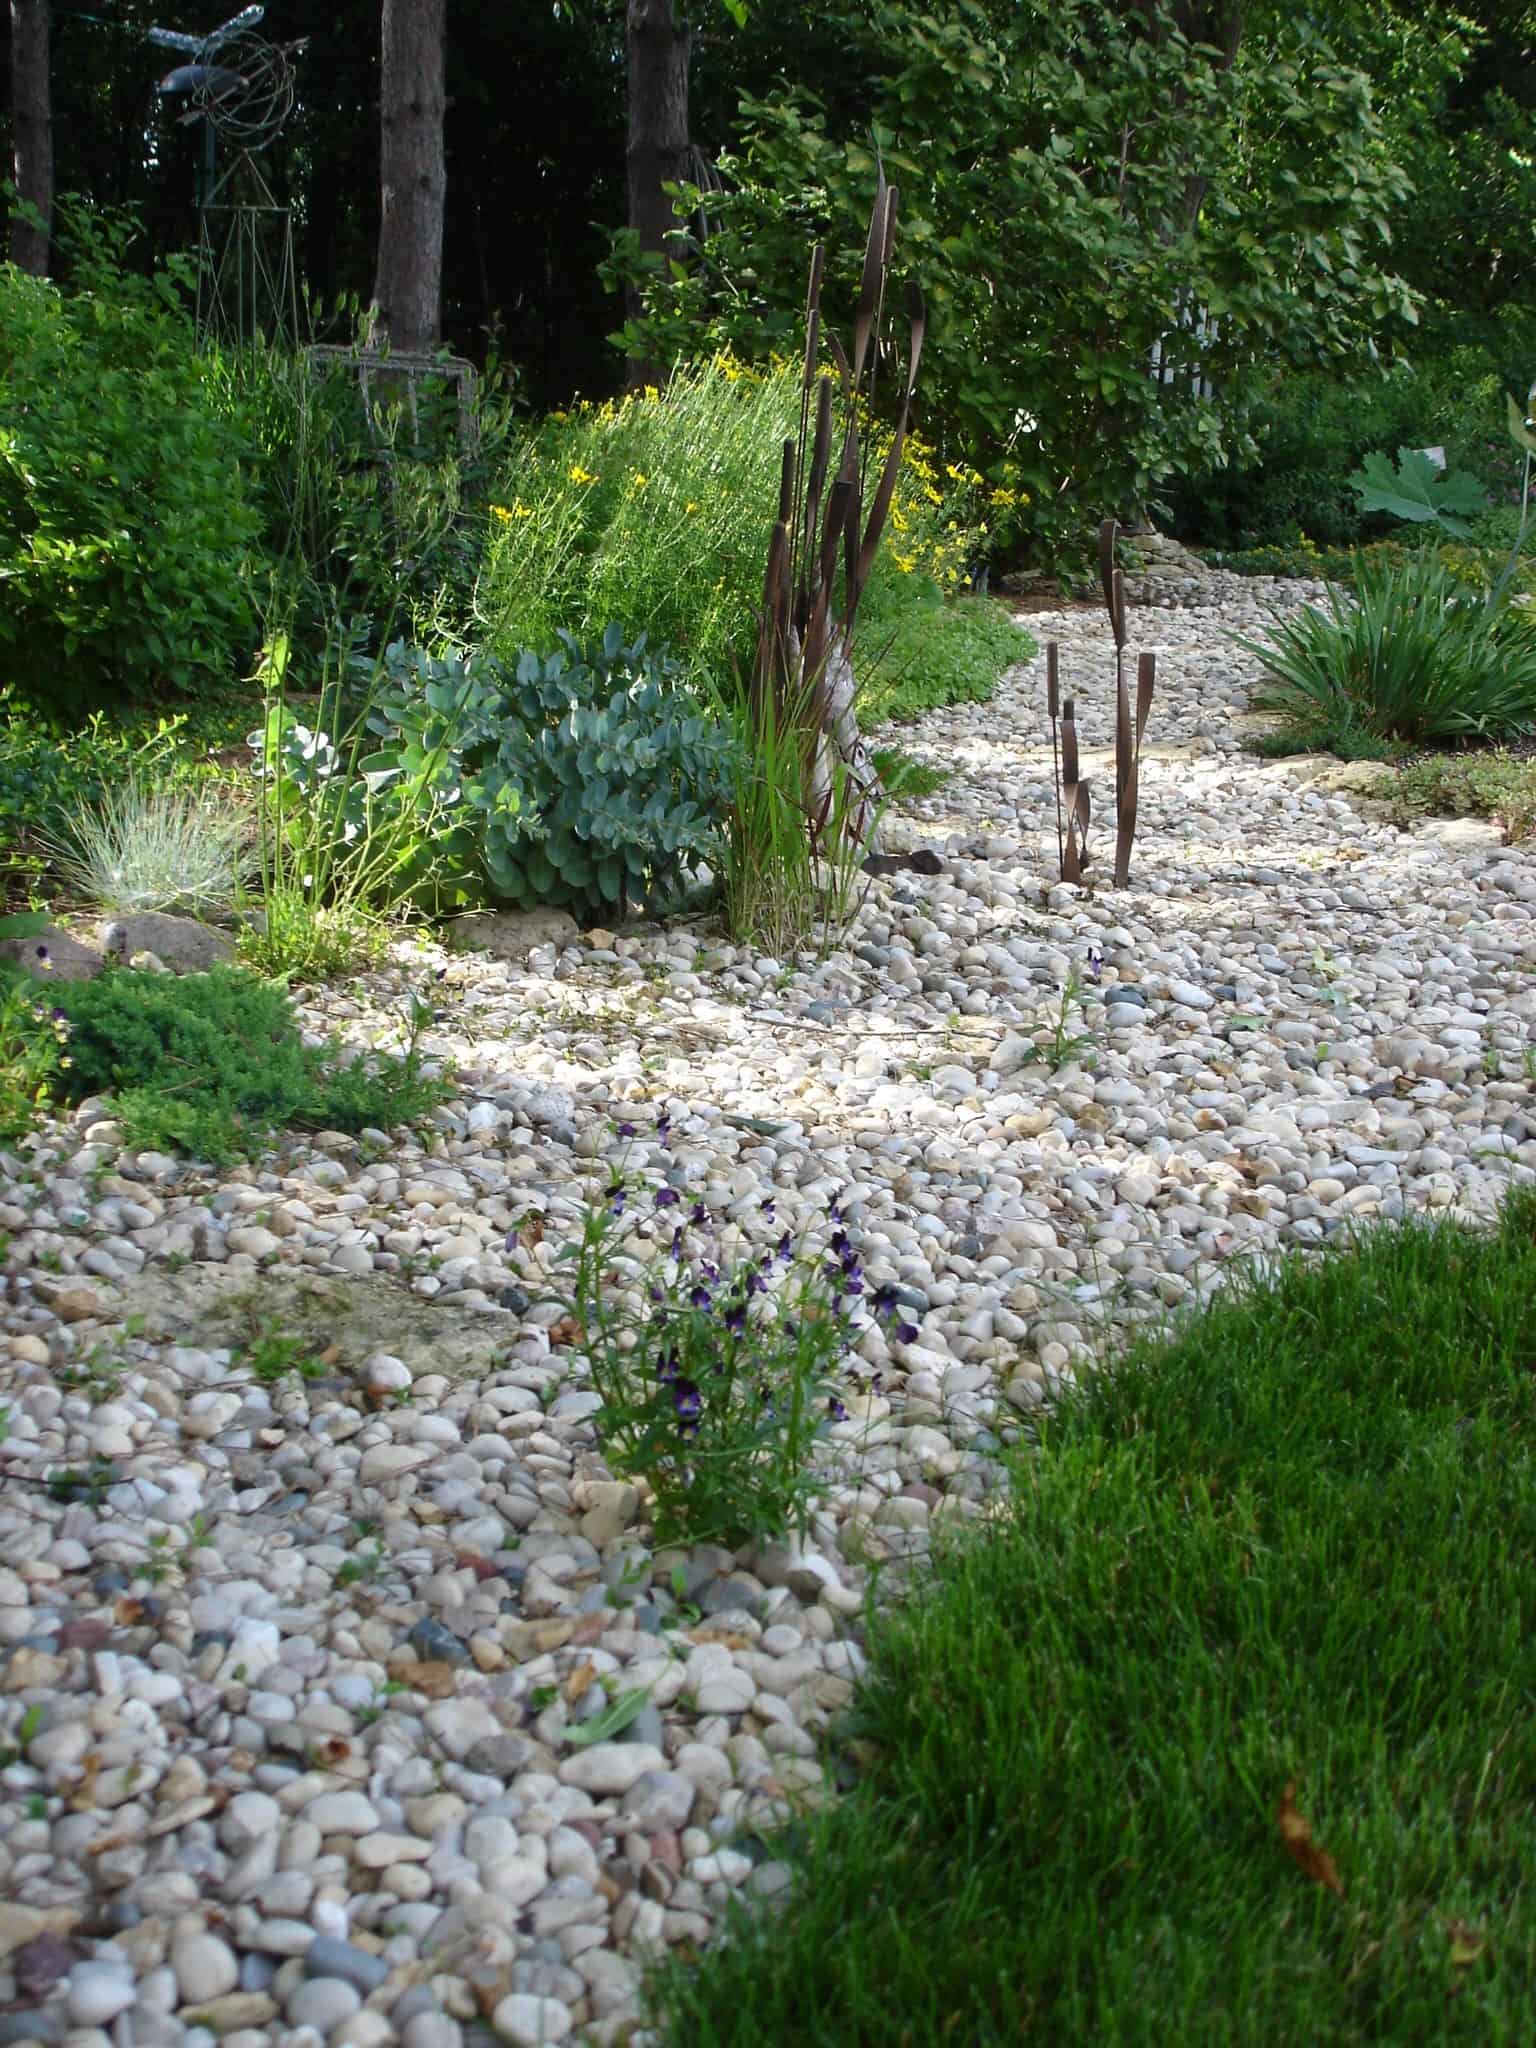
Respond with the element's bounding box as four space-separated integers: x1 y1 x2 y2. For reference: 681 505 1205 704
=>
2 570 1534 2047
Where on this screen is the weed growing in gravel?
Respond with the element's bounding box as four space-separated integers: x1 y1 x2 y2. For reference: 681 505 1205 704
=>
554 1134 913 1547
1388 749 1536 842
1036 968 1096 1070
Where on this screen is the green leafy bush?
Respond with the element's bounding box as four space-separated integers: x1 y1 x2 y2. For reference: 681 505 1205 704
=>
858 577 1036 724
49 965 447 1164
476 360 995 692
353 626 735 918
1239 552 1536 749
0 232 265 708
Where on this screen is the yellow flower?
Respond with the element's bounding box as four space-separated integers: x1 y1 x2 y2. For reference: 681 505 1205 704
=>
684 501 700 515
552 410 570 422
630 470 649 490
491 505 512 524
511 500 532 519
989 487 1017 508
569 464 598 485
893 551 917 574
643 384 660 402
890 502 909 532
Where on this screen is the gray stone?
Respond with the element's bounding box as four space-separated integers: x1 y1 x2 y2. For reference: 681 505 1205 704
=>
0 924 102 981
100 913 236 972
302 1938 390 1995
448 908 579 959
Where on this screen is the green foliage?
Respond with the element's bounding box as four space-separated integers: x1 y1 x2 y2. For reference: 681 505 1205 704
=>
607 0 1417 567
858 577 1036 725
646 1194 1536 2044
47 965 448 1165
358 626 735 918
706 665 876 957
1388 750 1536 843
1349 446 1484 534
0 913 65 1139
869 748 947 798
476 359 996 689
563 1164 855 1547
45 777 251 916
0 221 264 709
1240 552 1536 750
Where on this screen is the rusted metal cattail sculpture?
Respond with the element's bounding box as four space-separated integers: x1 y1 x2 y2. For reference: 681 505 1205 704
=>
1046 520 1155 888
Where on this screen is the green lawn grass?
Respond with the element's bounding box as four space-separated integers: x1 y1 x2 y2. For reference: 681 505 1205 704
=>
648 1200 1536 2046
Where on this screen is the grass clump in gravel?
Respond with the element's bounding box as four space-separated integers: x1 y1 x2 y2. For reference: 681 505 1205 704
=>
1388 749 1536 842
649 1199 1536 2046
50 964 447 1164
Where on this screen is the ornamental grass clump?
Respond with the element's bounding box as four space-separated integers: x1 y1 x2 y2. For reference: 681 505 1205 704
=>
555 1128 913 1548
1241 549 1536 750
45 776 252 917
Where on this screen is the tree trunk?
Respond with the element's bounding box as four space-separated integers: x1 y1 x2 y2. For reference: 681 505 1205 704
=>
8 0 52 276
625 0 691 383
372 0 447 354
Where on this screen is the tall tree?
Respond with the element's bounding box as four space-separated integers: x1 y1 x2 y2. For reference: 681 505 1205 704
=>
8 0 51 274
624 0 691 377
373 0 446 353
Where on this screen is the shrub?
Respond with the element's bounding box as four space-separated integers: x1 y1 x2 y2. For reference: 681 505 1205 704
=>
857 577 1036 724
45 778 251 916
355 627 736 918
0 230 265 708
1388 751 1536 842
476 358 993 695
48 965 447 1164
1239 552 1536 749
560 1149 877 1546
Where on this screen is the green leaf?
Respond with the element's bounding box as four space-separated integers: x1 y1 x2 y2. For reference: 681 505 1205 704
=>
566 1686 654 1747
1507 392 1536 457
1348 448 1483 536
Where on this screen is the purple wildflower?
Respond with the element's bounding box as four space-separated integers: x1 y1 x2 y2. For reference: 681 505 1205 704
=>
724 1302 747 1334
672 1377 702 1435
895 1321 920 1345
617 1121 637 1138
655 1186 681 1209
656 1348 680 1381
776 1232 793 1263
827 1396 848 1422
606 1183 626 1213
872 1283 899 1322
656 1114 672 1146
670 1228 685 1259
691 1201 709 1226
761 1198 776 1223
689 1283 713 1311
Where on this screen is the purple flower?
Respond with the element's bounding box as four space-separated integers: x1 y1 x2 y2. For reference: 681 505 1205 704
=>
872 1283 899 1322
824 1264 846 1298
689 1283 713 1311
691 1201 709 1226
776 1232 793 1263
606 1182 626 1213
670 1228 685 1259
1086 945 1103 984
656 1114 672 1146
656 1348 680 1381
830 1228 850 1257
827 1396 848 1422
700 1260 719 1283
842 1271 865 1296
617 1121 636 1138
655 1186 681 1209
895 1321 919 1345
724 1302 747 1334
761 1198 776 1223
746 1268 766 1296
672 1377 702 1435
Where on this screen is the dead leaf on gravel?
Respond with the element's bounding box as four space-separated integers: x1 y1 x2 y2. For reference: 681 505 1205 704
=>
565 1660 599 1705
387 1658 458 1699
